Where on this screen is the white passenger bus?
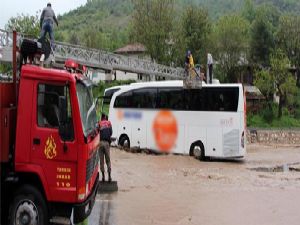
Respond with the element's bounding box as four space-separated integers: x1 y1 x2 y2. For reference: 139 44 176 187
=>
106 81 246 160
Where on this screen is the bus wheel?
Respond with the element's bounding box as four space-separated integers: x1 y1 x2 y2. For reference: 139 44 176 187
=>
9 185 48 225
119 135 130 149
190 142 205 161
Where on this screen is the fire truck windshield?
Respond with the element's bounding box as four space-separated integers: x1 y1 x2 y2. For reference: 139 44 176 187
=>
76 81 98 138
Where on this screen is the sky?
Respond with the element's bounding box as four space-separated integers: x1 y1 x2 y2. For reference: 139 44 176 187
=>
0 0 87 28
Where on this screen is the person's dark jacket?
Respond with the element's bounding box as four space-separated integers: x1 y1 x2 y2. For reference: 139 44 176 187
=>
99 120 112 143
40 6 58 27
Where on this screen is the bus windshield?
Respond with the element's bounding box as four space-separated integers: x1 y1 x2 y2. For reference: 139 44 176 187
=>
76 81 98 137
101 87 120 115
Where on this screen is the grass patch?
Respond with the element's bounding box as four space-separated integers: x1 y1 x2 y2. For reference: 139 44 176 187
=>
247 114 300 128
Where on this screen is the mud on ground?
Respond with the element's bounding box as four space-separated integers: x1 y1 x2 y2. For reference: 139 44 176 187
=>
89 144 300 225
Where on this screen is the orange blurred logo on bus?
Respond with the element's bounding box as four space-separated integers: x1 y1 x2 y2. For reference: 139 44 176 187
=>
117 110 123 120
153 111 178 152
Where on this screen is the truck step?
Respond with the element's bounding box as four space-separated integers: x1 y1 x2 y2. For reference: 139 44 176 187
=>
98 181 118 193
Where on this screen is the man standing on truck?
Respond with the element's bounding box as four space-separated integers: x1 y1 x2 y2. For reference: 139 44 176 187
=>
40 3 58 48
185 50 194 69
207 53 213 84
99 114 113 182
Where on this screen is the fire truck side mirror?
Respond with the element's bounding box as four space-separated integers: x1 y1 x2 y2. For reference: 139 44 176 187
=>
58 96 68 141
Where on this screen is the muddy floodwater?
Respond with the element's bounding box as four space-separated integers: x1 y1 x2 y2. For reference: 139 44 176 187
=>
89 144 300 225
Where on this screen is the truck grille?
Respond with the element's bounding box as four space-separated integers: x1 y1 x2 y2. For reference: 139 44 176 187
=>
86 150 99 183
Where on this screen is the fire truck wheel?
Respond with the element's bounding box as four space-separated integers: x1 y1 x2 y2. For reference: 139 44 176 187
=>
9 185 48 225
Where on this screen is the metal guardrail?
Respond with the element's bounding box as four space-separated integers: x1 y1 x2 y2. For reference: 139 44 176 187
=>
0 29 184 79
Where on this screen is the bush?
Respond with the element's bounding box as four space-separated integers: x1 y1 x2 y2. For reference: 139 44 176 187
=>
271 116 300 128
247 114 270 128
261 106 274 123
294 108 300 119
247 105 300 128
247 114 300 128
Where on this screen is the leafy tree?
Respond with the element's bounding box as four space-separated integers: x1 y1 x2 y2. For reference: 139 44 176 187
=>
81 28 99 48
81 27 112 50
242 0 256 23
68 32 81 45
255 49 297 118
0 63 12 74
130 0 175 64
277 15 300 86
255 3 280 28
250 18 273 67
179 6 211 66
5 14 40 37
212 14 250 82
249 5 280 67
254 69 274 104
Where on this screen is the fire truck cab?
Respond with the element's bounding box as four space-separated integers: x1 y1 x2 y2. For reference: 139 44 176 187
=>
0 39 100 224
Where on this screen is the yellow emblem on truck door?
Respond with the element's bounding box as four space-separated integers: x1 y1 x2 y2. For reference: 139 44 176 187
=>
44 135 57 159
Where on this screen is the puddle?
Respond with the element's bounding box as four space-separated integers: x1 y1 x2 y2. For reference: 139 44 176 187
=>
249 163 300 173
88 194 116 225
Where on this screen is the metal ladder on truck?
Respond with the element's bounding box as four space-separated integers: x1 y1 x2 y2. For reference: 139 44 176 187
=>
0 29 185 81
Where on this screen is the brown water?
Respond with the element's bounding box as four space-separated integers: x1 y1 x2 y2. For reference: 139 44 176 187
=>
90 144 300 225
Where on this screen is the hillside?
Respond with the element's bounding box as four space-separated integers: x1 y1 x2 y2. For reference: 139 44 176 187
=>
56 0 300 51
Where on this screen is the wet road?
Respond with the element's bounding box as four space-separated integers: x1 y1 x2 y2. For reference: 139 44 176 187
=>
89 194 116 225
89 144 300 225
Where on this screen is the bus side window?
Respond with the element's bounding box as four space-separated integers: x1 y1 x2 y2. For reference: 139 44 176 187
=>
158 88 184 110
223 88 239 111
206 88 216 111
132 88 157 109
185 89 204 111
218 94 225 111
114 91 133 108
206 87 239 112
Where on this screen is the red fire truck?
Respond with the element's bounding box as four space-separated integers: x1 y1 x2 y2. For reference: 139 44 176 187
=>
0 33 100 224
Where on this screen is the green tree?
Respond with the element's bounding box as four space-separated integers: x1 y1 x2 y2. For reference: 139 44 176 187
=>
255 49 297 118
5 13 40 37
179 6 211 66
254 69 274 105
212 14 250 82
250 5 279 67
242 0 256 23
81 27 110 50
277 15 300 86
130 0 175 64
0 63 12 75
68 32 81 45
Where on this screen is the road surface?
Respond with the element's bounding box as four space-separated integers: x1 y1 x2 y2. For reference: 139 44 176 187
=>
89 144 300 225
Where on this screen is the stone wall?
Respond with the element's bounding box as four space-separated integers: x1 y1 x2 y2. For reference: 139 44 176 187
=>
247 129 300 145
